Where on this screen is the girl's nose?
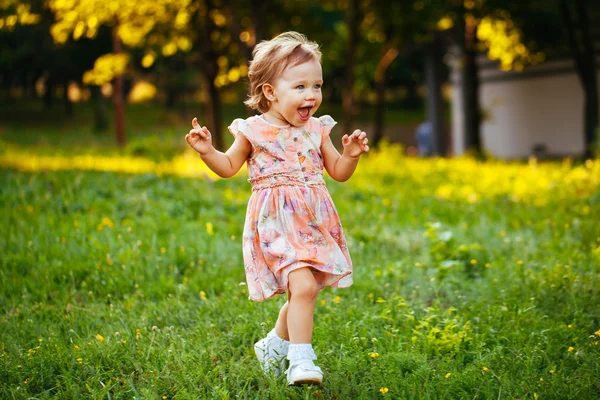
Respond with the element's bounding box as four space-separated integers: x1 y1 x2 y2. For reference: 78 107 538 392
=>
305 90 316 100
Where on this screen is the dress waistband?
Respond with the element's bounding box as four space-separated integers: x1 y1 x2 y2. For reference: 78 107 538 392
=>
249 172 325 191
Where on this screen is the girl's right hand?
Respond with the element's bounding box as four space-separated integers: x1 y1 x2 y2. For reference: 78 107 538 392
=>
186 117 213 155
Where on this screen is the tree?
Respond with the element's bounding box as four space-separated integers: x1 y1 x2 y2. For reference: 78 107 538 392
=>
558 0 598 159
48 0 194 147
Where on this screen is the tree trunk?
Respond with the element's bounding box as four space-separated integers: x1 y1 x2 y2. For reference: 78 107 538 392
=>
44 75 55 109
342 0 361 136
425 32 447 155
461 16 481 154
372 45 399 147
204 77 224 150
194 0 224 150
112 27 126 147
560 0 598 159
225 0 266 118
92 86 108 133
63 80 73 117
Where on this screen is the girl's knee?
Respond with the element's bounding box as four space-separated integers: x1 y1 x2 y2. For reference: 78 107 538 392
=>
289 269 319 300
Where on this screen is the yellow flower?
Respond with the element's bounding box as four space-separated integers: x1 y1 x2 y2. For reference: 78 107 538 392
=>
379 387 389 395
334 296 341 304
97 217 114 230
206 222 214 235
539 377 543 382
73 345 80 351
482 366 489 374
549 369 555 374
96 334 104 342
594 329 600 337
200 291 207 301
567 346 574 352
77 358 83 364
320 299 326 306
369 352 380 358
445 373 451 379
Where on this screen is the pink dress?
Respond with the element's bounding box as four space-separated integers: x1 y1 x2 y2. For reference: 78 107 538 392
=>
228 115 353 301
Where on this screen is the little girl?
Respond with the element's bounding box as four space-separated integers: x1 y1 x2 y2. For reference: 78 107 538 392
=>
185 31 369 385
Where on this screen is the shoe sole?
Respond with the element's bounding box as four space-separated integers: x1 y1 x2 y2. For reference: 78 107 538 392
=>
289 377 322 385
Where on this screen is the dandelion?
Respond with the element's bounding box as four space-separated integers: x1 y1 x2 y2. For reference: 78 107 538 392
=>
567 324 572 328
567 346 574 352
445 373 451 378
77 358 83 364
539 377 543 382
482 366 489 374
379 387 389 395
206 222 214 235
97 217 114 230
200 291 207 300
160 247 166 254
369 352 380 358
334 296 341 304
96 334 105 342
549 369 555 374
470 259 477 264
73 345 80 351
594 329 600 337
320 299 326 306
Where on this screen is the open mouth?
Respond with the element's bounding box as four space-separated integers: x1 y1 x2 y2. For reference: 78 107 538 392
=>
298 106 312 121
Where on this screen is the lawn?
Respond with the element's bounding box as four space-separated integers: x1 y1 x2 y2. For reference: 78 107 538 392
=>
1 113 599 398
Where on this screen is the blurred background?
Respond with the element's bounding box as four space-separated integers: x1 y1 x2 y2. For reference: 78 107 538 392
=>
1 0 598 161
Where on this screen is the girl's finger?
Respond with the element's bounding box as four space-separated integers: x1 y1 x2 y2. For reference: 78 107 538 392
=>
192 117 200 128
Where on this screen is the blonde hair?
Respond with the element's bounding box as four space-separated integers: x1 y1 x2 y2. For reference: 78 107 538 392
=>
244 31 322 113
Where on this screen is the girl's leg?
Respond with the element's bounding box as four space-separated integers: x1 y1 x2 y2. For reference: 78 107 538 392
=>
285 267 323 384
274 301 290 340
287 267 319 343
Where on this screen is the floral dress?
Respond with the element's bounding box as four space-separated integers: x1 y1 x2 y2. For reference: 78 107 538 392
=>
228 115 353 301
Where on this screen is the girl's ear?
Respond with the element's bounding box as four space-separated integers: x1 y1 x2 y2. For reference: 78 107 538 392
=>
262 84 277 102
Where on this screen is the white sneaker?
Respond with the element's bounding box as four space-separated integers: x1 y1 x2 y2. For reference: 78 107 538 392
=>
286 360 323 385
254 337 287 376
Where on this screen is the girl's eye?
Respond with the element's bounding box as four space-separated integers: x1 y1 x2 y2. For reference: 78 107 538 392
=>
314 84 322 90
296 85 305 90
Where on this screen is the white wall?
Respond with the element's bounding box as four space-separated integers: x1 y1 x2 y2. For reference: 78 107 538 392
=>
451 56 599 159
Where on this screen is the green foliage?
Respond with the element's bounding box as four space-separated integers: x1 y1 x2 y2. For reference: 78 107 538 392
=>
1 155 600 398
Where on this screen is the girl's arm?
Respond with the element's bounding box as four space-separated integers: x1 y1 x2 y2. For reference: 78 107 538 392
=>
185 118 251 178
321 129 369 182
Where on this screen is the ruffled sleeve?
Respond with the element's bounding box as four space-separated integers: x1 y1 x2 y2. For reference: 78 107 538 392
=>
318 115 337 145
228 118 252 141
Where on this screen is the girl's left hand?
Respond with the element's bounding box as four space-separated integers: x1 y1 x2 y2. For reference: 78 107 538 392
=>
342 130 370 158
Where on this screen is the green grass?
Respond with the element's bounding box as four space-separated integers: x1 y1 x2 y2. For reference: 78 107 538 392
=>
1 157 599 398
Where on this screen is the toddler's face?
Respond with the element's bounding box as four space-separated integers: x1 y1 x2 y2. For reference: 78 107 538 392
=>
268 58 323 127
